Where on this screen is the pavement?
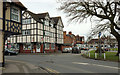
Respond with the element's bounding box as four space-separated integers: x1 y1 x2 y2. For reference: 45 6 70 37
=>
2 59 48 74
0 67 2 75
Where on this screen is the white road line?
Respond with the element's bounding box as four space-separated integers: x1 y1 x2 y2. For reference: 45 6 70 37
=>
73 62 119 69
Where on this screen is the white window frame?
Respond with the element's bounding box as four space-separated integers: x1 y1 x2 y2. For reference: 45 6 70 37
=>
11 7 20 22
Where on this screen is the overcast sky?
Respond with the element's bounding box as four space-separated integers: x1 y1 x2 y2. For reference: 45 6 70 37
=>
20 0 93 40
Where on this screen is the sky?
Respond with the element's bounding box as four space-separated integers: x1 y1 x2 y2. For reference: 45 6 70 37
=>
19 0 93 41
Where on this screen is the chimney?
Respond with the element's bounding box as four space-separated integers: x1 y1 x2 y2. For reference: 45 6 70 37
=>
69 31 72 35
63 31 67 37
63 31 66 35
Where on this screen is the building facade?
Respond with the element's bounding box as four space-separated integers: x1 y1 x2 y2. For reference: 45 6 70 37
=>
62 31 84 51
87 36 118 49
0 0 26 67
7 10 64 53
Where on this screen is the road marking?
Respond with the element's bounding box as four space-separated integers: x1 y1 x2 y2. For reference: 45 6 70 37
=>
45 67 60 73
48 63 94 73
73 62 119 69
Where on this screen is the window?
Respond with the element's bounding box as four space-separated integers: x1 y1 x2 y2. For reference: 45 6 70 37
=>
22 30 31 35
45 31 49 36
11 7 19 22
51 43 55 49
45 20 49 26
8 44 19 50
23 43 31 50
45 43 49 49
22 19 31 24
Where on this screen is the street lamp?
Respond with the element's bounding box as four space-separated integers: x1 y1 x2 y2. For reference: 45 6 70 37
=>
98 32 102 57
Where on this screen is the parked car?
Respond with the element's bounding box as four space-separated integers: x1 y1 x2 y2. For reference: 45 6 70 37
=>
72 47 81 53
62 48 71 53
80 47 89 50
104 47 110 51
4 49 18 55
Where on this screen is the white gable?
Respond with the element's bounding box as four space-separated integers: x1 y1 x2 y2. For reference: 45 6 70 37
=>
22 12 31 19
57 19 63 27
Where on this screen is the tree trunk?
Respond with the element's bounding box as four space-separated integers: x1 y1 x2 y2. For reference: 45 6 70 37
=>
116 38 120 56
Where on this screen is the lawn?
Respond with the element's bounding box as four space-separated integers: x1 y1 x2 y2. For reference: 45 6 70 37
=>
110 48 118 51
83 50 119 62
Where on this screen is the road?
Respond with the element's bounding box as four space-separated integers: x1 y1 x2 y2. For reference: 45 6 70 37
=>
4 53 119 74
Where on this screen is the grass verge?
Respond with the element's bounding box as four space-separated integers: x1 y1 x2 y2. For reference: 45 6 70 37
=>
82 50 119 62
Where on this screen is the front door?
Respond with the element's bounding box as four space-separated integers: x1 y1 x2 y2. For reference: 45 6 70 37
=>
36 44 41 53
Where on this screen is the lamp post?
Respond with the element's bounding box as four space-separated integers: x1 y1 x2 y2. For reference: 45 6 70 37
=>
98 32 102 57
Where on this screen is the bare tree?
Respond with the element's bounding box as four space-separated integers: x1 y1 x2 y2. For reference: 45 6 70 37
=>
58 0 120 56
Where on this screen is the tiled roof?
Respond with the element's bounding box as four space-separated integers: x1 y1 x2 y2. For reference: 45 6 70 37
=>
7 0 26 10
26 10 49 23
51 17 60 25
51 16 64 27
37 12 49 19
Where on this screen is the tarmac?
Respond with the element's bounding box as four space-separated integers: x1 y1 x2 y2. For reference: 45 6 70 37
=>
0 59 49 75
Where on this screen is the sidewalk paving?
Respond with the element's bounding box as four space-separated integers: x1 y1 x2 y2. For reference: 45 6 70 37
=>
0 67 2 75
2 60 48 74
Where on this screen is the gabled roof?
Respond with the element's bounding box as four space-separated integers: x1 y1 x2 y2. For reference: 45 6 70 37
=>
37 12 49 19
51 17 60 25
51 16 64 27
7 0 26 10
25 10 41 22
25 10 50 23
24 10 64 28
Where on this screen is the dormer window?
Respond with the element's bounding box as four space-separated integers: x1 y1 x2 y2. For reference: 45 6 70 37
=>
11 7 20 22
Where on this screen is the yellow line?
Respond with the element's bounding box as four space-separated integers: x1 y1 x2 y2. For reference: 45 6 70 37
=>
46 67 60 73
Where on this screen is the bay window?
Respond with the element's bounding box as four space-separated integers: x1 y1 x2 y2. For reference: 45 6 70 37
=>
11 7 19 22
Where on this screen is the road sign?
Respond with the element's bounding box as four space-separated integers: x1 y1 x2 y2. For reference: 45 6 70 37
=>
98 32 101 37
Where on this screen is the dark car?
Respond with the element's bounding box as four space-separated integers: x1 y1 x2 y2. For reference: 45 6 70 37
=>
72 47 81 53
4 49 18 55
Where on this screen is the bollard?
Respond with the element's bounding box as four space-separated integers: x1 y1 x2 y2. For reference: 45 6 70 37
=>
104 53 106 60
95 53 97 59
89 53 90 58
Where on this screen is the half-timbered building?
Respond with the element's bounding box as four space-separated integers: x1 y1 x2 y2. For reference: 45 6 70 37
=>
51 17 64 51
7 10 64 53
0 0 26 67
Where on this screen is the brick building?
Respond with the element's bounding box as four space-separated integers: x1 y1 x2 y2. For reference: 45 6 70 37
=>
62 31 84 51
